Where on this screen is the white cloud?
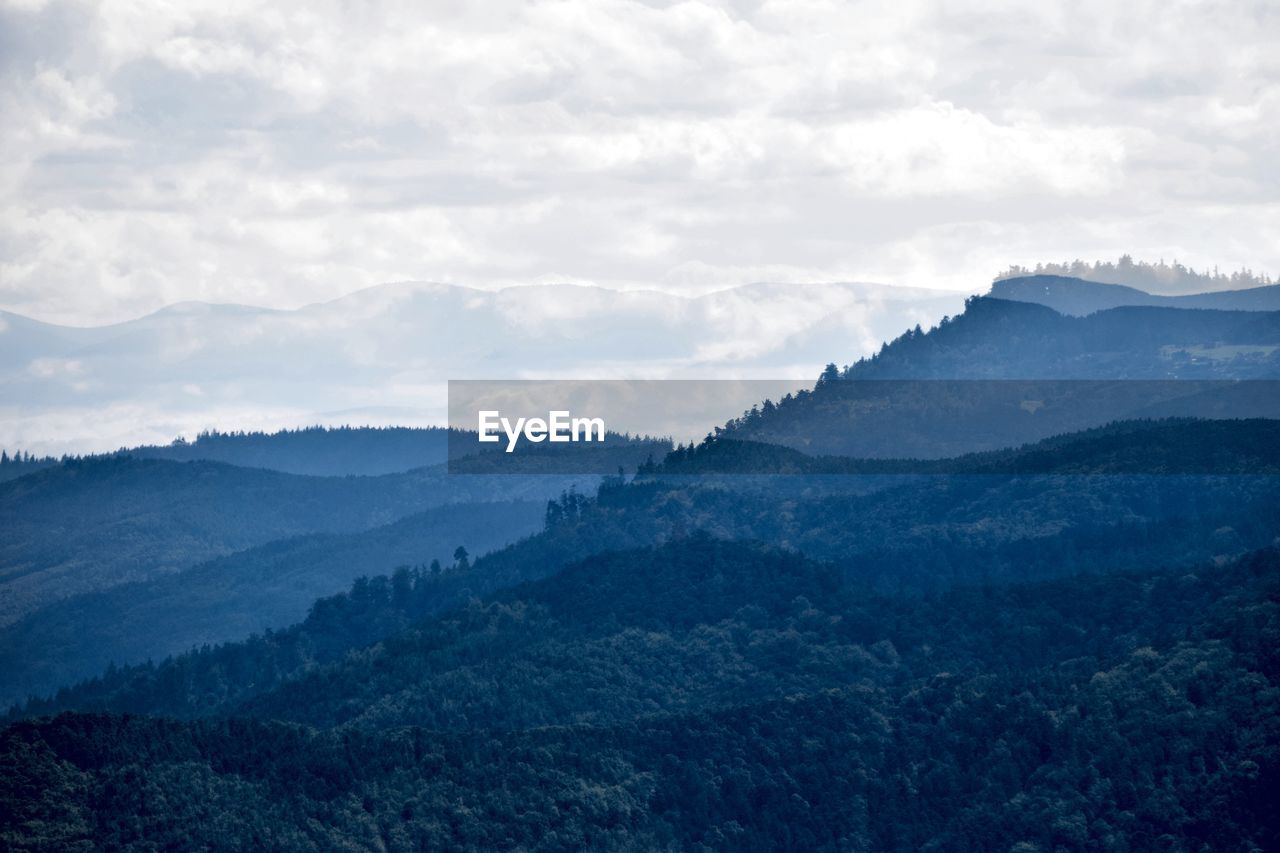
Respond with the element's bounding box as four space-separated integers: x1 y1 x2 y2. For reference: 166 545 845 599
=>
27 357 82 378
0 0 1276 325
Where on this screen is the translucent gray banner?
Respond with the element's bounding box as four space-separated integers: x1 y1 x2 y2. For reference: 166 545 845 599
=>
447 379 1280 475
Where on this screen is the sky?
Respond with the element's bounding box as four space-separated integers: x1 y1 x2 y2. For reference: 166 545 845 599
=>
1 0 1278 326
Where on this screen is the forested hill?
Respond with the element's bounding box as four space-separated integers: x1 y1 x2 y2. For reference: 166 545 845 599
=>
995 256 1275 294
0 452 59 483
0 427 671 707
128 426 453 475
0 426 455 483
3 426 671 482
0 453 592 629
713 295 1280 457
991 274 1280 316
848 296 1280 379
4 540 1277 849
0 456 448 627
237 536 1278 733
656 418 1280 475
0 500 546 708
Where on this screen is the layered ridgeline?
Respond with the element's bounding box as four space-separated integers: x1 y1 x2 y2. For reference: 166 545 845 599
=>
991 274 1280 317
5 279 1280 850
0 426 455 483
14 417 1280 723
127 426 456 476
717 295 1280 458
0 456 459 625
0 425 502 485
0 501 545 707
0 442 659 627
0 431 666 706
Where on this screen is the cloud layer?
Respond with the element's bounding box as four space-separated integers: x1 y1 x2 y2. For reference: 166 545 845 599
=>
0 281 966 454
2 0 1278 324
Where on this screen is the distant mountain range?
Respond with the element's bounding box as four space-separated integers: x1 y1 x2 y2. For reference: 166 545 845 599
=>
0 281 966 456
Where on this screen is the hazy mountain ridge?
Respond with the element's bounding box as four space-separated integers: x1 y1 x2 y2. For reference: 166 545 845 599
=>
0 452 610 628
1 426 453 484
991 274 1280 316
0 425 664 705
129 425 454 476
16 416 1280 723
0 500 546 707
0 280 967 456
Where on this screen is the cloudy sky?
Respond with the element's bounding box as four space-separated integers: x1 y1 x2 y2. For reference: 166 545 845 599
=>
1 0 1278 326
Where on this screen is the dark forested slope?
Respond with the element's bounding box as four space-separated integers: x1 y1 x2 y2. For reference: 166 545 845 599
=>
4 543 1277 851
240 536 1278 733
